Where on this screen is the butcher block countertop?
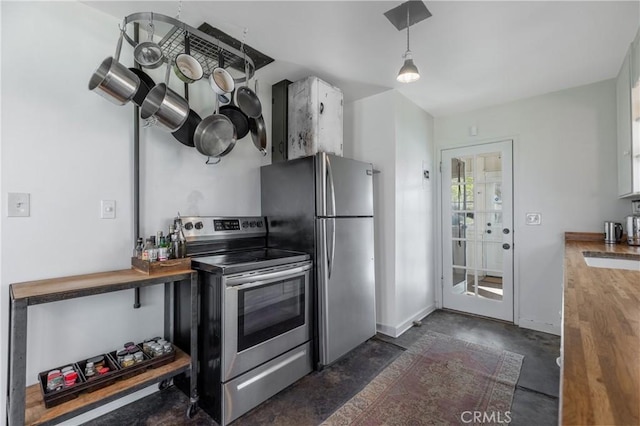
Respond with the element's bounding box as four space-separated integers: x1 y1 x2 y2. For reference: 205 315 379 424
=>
561 233 640 425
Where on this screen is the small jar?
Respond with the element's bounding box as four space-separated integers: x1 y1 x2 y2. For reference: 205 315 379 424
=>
85 362 95 378
63 370 78 387
47 370 63 392
142 341 153 355
87 355 105 370
163 343 173 354
61 366 74 374
157 339 167 347
122 355 135 368
124 341 135 350
116 349 128 364
134 351 145 363
151 344 163 358
98 366 110 375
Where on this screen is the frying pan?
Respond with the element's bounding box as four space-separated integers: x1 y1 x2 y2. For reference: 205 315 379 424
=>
235 50 262 118
129 68 155 107
219 104 249 140
249 115 267 156
134 15 163 69
172 109 202 147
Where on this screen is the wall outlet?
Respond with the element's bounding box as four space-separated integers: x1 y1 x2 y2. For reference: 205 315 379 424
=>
525 212 541 226
100 200 116 219
7 193 30 217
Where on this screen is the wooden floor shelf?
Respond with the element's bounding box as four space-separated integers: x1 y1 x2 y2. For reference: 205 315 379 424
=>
7 268 199 426
25 348 190 426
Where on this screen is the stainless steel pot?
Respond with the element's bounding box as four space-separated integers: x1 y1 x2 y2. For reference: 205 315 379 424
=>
134 16 164 69
604 221 623 244
627 216 640 246
88 28 140 106
140 63 189 132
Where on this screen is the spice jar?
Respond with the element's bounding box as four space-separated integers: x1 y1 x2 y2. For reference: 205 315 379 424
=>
85 362 96 378
46 370 63 392
151 344 163 358
122 354 135 368
63 370 78 387
116 349 128 364
134 351 145 363
163 343 173 354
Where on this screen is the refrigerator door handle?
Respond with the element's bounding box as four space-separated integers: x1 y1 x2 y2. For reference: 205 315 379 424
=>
326 155 336 217
328 218 335 279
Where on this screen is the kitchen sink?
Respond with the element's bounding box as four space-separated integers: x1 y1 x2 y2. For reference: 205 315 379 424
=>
582 252 640 271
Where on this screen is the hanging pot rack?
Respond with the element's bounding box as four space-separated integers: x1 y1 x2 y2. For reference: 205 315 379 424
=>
122 12 255 83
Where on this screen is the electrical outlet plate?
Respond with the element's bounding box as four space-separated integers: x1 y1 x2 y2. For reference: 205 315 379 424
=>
8 193 30 217
101 200 116 219
525 212 541 226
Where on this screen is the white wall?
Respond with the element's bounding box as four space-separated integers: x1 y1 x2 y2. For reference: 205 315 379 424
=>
0 2 275 422
345 91 397 332
345 90 435 337
435 79 629 334
393 92 436 334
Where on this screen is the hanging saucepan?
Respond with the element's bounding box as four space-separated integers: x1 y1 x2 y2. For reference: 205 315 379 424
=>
88 26 141 106
219 92 250 140
173 33 203 84
235 50 262 118
140 61 189 132
194 97 237 158
133 15 163 69
172 109 202 147
209 49 234 97
129 68 155 107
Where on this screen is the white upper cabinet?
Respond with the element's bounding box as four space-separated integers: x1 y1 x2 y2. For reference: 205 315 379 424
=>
617 27 640 198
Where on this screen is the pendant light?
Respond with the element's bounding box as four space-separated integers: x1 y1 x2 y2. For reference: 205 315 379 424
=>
397 5 420 83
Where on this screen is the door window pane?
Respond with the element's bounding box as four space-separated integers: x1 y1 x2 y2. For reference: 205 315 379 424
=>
477 271 503 301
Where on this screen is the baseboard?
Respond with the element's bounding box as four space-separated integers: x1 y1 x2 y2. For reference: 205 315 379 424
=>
518 318 561 336
376 304 437 338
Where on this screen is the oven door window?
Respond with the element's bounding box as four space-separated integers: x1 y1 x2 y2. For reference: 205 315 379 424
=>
237 276 305 352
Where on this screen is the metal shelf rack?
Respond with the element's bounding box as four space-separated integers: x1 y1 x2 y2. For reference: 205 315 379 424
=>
122 12 257 82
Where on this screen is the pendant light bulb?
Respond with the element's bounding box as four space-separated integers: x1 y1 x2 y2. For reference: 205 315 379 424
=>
397 4 420 83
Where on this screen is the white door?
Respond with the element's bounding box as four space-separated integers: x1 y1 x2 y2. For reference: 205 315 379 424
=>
441 140 513 321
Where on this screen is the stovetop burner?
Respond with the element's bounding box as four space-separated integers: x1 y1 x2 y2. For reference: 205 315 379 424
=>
178 216 310 275
192 248 310 275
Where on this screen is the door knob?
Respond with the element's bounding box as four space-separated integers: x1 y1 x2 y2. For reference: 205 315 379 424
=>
487 230 492 234
502 243 510 250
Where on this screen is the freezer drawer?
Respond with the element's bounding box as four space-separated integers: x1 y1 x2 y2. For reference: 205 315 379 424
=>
222 342 312 425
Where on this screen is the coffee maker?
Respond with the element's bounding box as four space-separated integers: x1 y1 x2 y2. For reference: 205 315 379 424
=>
627 200 640 246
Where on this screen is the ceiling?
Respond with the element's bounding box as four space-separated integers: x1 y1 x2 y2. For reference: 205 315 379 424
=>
85 1 639 117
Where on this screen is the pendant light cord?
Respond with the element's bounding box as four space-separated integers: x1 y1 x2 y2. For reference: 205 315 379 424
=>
406 6 411 54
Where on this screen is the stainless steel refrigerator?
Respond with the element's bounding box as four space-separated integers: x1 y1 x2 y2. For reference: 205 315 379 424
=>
261 152 376 368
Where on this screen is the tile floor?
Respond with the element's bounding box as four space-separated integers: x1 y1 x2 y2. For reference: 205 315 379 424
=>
86 310 560 426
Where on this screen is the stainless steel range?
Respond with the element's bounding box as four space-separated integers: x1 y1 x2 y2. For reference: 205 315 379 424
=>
173 216 313 425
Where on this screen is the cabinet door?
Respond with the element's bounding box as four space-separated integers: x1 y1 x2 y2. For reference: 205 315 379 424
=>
317 79 343 156
617 49 633 197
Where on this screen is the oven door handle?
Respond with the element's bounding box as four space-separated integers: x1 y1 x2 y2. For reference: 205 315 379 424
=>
225 263 312 288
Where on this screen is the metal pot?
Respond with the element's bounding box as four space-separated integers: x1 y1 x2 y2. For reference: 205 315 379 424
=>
627 215 640 246
235 52 262 118
140 63 189 132
194 114 237 157
88 28 140 106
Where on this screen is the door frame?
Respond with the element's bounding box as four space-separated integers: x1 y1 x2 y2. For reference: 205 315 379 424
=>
434 137 520 325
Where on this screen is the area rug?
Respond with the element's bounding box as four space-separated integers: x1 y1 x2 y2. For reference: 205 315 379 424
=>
321 331 523 426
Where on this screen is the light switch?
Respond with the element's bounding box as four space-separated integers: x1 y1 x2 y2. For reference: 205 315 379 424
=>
525 212 541 226
7 193 30 217
101 200 116 219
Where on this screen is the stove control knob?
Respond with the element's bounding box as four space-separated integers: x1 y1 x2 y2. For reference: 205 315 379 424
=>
184 222 193 230
256 221 263 228
249 221 256 228
242 221 249 228
195 222 203 230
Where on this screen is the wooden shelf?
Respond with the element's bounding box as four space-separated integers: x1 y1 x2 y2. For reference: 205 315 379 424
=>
24 348 190 426
11 268 194 305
